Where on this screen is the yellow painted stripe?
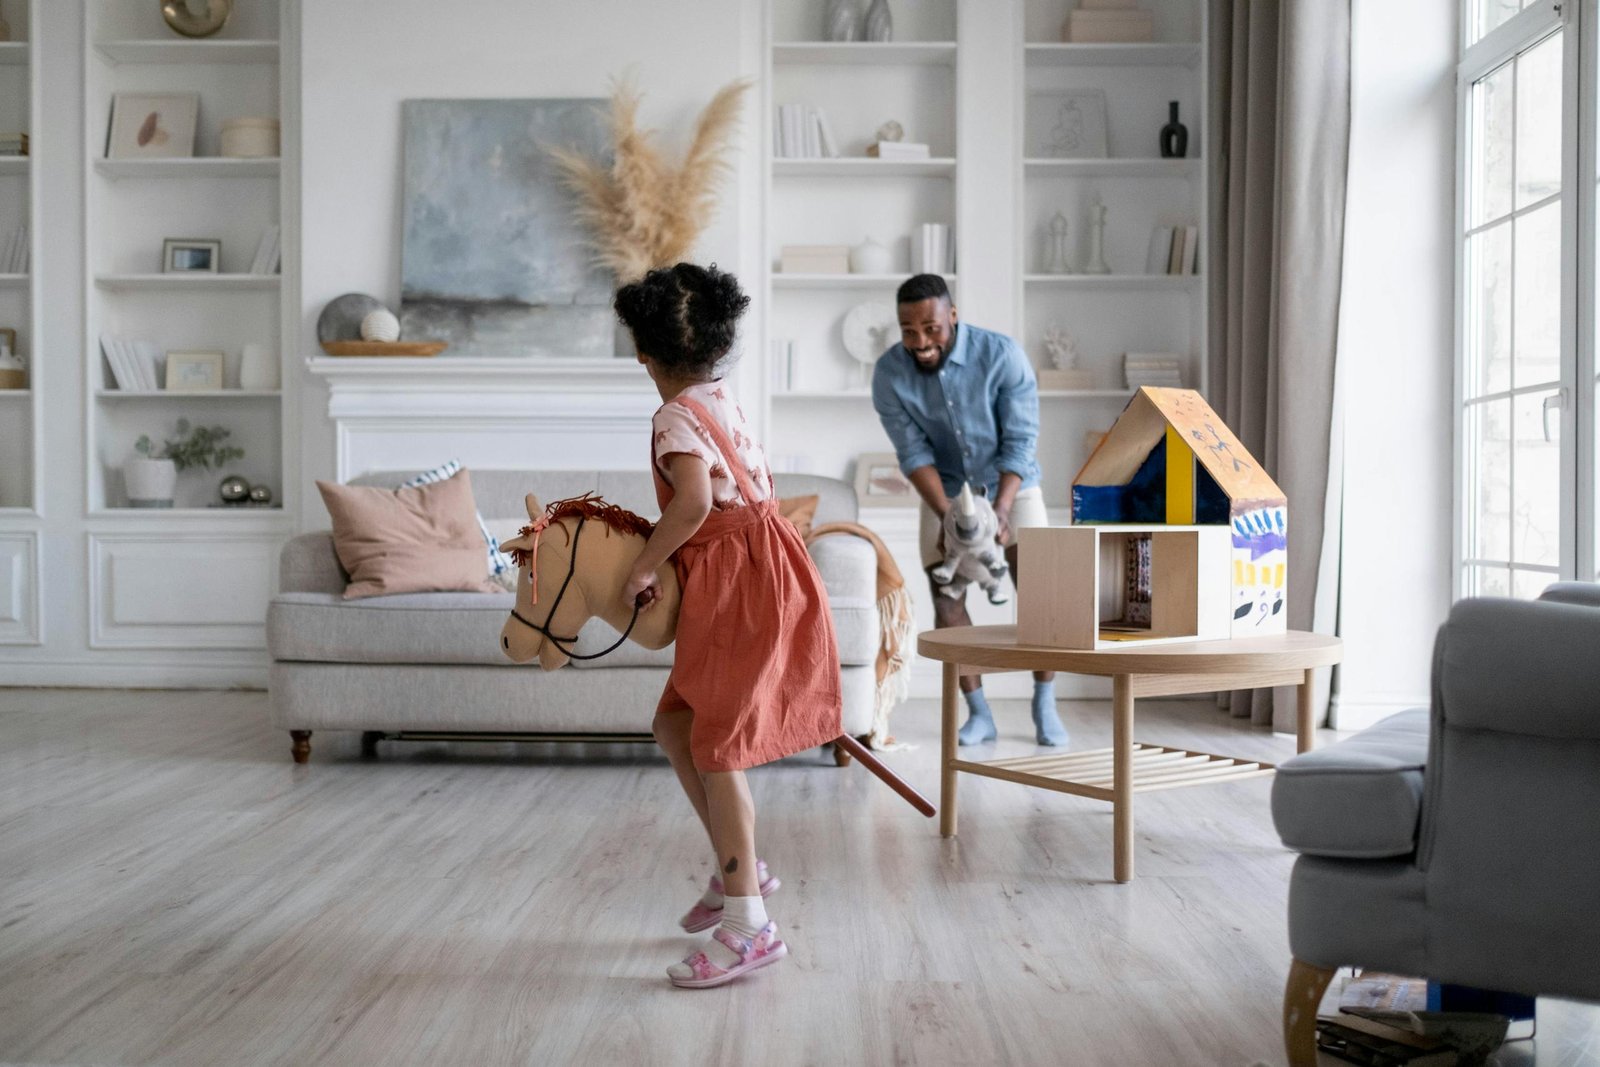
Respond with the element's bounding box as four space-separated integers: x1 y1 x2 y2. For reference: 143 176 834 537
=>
1165 425 1194 524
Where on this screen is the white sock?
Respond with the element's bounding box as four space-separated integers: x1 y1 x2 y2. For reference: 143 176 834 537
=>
699 895 768 969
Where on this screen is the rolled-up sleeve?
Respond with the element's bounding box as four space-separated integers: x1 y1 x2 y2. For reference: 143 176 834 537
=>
993 339 1039 478
873 359 937 476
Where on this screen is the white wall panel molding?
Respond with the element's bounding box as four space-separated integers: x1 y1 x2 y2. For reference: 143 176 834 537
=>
0 532 43 645
89 532 279 650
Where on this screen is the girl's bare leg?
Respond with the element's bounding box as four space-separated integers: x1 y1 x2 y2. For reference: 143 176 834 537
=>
653 710 712 840
703 770 759 898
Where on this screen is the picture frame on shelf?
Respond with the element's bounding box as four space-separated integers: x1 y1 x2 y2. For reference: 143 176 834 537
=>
0 327 15 354
164 350 225 391
106 92 200 159
163 238 221 274
1028 89 1109 159
854 451 916 508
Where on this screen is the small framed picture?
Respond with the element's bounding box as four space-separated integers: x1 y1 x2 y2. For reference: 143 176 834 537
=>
1029 89 1109 158
164 350 226 391
854 451 917 508
107 92 200 159
0 327 15 355
163 238 221 274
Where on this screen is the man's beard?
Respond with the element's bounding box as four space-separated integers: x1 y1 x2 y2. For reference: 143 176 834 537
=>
910 330 956 375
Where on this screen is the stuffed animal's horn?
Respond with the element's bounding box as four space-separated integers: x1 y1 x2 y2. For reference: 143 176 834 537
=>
956 483 975 517
524 493 542 521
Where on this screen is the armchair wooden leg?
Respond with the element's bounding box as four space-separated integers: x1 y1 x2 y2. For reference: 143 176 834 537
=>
289 730 312 764
1284 957 1336 1066
832 742 853 767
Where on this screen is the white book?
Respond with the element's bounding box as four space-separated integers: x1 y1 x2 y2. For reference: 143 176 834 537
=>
803 107 821 158
777 106 794 157
815 109 839 159
134 340 165 390
1181 225 1199 274
250 225 277 274
101 334 133 390
1146 227 1174 274
786 104 805 157
265 226 282 273
117 337 150 391
9 225 26 273
2 227 17 273
873 141 931 160
1167 227 1186 274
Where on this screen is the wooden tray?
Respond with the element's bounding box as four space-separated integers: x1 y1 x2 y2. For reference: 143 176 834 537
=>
320 341 448 357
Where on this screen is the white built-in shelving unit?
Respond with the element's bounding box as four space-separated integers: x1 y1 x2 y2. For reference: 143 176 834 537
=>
0 3 38 518
82 0 292 517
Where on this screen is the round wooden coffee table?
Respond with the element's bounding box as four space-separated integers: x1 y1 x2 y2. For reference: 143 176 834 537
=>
917 625 1343 883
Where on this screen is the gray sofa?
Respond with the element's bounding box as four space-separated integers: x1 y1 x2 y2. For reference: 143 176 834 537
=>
1271 584 1600 1064
268 470 881 763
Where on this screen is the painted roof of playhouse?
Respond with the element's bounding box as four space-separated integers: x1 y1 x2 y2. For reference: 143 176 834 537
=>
1073 387 1286 509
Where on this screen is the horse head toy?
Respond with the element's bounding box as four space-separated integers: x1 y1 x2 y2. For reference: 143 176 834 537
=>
496 491 933 818
929 483 1011 605
496 493 681 671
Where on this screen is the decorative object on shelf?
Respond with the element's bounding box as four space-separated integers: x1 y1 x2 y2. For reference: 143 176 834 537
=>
911 222 953 274
0 132 27 158
824 0 865 41
1062 2 1154 43
220 117 279 159
776 104 839 159
849 237 893 275
238 342 277 390
164 350 225 391
1085 198 1112 275
100 335 162 391
218 474 251 505
359 308 401 343
842 302 897 388
161 0 232 38
317 292 386 343
319 340 449 358
864 0 893 42
780 244 851 273
162 237 220 273
1038 326 1093 390
1123 353 1184 388
106 92 199 159
1043 211 1073 274
1 222 26 272
876 119 904 144
0 345 25 391
548 76 750 290
770 338 797 393
129 418 244 508
249 225 281 274
1159 101 1188 159
1147 224 1199 274
1030 89 1108 159
854 451 916 507
248 484 273 506
867 138 929 161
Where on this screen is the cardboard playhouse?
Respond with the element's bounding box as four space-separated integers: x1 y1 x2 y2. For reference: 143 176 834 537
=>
1018 387 1287 649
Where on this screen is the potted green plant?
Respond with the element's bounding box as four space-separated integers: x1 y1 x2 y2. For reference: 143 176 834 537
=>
125 418 245 508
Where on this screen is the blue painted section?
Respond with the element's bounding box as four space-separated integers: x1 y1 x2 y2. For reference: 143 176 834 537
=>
1196 466 1229 524
1073 438 1167 523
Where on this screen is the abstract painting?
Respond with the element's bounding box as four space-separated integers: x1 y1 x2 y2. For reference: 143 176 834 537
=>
400 99 615 359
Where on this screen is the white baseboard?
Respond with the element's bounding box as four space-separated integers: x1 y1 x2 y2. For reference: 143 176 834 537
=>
0 659 268 690
1329 694 1429 732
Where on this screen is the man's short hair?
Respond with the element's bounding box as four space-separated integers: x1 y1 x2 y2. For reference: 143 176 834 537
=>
897 274 951 307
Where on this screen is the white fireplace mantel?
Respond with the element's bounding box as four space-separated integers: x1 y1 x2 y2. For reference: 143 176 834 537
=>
306 357 660 480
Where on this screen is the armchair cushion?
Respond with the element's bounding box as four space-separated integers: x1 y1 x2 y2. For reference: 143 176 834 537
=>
1272 708 1429 859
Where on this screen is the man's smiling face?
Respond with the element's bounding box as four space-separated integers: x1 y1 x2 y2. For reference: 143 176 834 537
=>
898 296 958 374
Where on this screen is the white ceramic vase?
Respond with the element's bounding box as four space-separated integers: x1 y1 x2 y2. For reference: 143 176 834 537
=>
239 343 278 390
125 458 177 508
849 237 893 275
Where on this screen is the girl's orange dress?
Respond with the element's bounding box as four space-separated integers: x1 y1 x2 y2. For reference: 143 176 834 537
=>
653 394 843 772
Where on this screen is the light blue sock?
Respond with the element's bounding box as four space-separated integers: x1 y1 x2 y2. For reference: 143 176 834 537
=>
957 688 997 746
1031 681 1068 746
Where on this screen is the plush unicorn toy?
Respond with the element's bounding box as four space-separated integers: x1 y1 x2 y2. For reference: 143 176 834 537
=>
929 483 1011 605
497 492 933 817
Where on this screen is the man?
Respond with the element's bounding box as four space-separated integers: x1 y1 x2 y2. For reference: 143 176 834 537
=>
871 274 1066 747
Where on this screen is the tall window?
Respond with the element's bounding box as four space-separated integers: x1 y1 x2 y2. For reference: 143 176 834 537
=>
1457 0 1578 598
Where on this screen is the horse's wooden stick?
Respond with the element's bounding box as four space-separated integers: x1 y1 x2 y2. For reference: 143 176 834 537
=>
834 734 935 818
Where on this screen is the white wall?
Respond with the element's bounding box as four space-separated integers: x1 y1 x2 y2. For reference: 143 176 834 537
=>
1333 0 1459 728
295 0 763 522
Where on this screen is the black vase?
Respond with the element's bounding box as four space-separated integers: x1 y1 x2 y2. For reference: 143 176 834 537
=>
1159 101 1188 159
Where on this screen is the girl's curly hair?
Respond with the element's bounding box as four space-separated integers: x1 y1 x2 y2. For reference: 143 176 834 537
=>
614 262 750 378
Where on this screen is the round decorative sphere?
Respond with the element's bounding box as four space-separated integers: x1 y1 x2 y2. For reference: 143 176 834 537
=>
248 484 273 506
360 309 401 343
218 475 250 504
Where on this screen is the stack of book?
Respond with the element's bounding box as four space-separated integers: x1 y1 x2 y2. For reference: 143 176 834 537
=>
249 225 281 274
1 225 26 273
779 244 850 274
1124 354 1183 389
866 141 931 161
1146 225 1199 275
100 335 166 391
775 104 839 159
769 339 797 393
911 223 953 274
0 132 28 157
1063 0 1155 42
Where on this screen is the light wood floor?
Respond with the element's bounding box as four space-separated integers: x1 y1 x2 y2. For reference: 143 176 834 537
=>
1 688 1595 1066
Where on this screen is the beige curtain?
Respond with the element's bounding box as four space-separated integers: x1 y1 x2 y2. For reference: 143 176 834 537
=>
1208 0 1351 731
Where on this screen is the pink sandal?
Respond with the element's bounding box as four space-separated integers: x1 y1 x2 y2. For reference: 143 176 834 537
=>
669 922 787 989
679 861 781 933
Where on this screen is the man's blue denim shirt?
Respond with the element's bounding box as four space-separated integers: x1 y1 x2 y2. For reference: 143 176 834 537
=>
870 322 1041 500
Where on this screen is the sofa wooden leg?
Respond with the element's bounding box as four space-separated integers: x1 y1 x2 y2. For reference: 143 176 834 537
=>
1284 957 1336 1066
832 742 853 767
290 730 312 764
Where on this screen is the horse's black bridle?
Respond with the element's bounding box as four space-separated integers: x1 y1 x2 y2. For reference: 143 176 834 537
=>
505 516 641 661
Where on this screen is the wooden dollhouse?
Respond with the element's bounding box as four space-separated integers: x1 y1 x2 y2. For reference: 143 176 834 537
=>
1018 388 1288 649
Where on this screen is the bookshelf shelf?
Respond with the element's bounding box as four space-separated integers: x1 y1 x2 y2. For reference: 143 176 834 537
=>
0 42 28 65
94 158 280 180
0 158 29 176
96 390 283 400
1023 158 1200 178
1024 43 1201 68
94 274 281 292
1023 273 1200 290
0 273 29 288
93 40 280 65
773 157 956 177
772 273 958 289
772 42 957 66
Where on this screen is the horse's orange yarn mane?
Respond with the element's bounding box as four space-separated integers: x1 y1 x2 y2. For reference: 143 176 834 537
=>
507 492 656 569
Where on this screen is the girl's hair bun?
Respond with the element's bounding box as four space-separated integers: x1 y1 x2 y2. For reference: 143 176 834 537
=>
614 262 749 377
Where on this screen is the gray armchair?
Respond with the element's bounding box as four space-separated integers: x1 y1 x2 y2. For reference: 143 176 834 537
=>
1271 585 1600 1064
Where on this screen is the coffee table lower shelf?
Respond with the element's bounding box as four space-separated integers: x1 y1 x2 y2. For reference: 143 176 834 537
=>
951 743 1276 802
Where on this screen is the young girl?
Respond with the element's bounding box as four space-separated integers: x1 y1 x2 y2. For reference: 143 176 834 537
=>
617 263 842 989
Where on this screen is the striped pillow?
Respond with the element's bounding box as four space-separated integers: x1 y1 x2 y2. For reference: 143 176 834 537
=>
402 460 516 590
